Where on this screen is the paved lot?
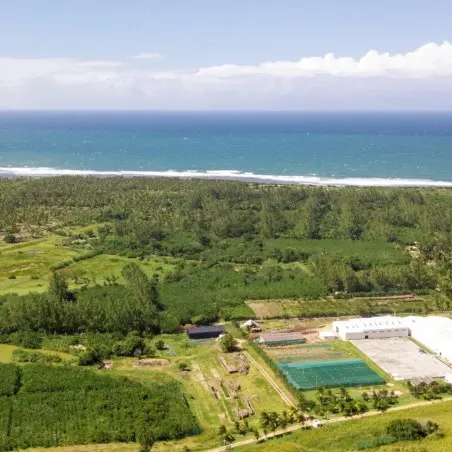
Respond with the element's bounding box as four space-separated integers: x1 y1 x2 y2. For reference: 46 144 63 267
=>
351 337 452 380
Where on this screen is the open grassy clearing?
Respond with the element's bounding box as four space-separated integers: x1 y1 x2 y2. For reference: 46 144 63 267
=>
0 344 79 364
0 235 83 294
105 333 288 451
60 253 178 287
237 400 452 452
0 233 180 294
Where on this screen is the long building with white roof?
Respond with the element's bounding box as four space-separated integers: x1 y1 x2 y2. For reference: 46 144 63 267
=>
403 316 452 364
332 316 409 340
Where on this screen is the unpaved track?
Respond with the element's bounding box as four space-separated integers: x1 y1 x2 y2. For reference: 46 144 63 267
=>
243 351 295 406
207 396 452 452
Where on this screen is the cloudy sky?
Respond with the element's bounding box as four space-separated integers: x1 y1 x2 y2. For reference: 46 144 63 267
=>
2 0 452 110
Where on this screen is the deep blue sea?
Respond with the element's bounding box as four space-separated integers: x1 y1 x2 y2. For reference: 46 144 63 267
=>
1 111 452 186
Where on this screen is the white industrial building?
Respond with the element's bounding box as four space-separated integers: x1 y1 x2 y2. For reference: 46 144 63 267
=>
332 316 409 340
403 316 452 364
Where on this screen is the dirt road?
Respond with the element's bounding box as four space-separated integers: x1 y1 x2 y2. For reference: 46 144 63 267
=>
207 396 452 452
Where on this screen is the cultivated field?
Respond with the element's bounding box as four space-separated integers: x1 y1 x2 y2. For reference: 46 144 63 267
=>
247 295 426 320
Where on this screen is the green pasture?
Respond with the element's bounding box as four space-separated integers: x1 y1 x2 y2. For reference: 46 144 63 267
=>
238 400 452 452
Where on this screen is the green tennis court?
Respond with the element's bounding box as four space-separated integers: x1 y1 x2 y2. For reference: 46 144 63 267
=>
277 359 385 390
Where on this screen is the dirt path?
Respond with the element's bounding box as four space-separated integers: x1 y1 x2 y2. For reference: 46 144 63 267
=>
206 396 452 452
242 351 295 406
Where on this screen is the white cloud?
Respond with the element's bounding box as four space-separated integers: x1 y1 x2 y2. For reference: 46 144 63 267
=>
131 52 162 60
196 42 452 78
1 42 452 109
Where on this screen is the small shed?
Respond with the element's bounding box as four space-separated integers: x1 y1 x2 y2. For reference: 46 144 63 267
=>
257 332 306 347
241 319 262 332
445 374 452 384
319 331 338 341
187 325 226 340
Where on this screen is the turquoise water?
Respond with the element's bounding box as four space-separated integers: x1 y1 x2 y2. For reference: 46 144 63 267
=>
1 111 452 185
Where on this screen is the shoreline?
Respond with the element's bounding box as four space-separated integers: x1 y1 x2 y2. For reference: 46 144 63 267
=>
1 167 452 187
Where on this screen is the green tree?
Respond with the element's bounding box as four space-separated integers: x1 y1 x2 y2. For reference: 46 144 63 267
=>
386 419 426 441
49 272 68 302
219 333 237 353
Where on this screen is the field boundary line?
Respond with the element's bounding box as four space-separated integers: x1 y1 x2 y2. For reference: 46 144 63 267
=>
242 351 294 407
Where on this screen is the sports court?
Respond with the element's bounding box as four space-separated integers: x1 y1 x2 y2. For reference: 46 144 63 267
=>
277 359 385 390
351 337 452 380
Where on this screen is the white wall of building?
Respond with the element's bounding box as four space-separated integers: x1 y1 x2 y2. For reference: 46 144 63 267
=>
333 317 409 341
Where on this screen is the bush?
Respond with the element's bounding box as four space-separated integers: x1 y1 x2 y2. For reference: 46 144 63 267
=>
4 234 17 244
12 349 62 364
219 333 237 353
7 275 16 280
155 340 165 350
386 419 426 441
112 336 146 357
78 349 101 366
178 362 190 372
9 331 43 349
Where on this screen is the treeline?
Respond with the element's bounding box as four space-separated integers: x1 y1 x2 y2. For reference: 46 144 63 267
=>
0 363 198 450
1 177 451 244
0 264 166 335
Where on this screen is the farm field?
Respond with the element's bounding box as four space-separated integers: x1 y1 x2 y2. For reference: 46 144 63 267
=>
110 334 289 435
247 295 426 320
237 400 452 452
0 363 198 450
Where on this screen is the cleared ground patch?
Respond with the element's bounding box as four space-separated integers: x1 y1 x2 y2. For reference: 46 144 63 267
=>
351 337 452 380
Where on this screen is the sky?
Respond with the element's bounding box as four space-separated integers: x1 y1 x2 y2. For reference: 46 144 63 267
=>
1 0 452 110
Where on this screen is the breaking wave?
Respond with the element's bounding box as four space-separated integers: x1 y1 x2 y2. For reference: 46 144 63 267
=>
1 167 452 187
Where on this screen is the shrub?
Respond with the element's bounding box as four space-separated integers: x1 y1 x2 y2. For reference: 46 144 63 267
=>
178 362 190 372
7 275 16 280
219 333 237 353
12 349 62 364
386 419 426 441
112 336 146 357
9 331 43 349
155 340 165 350
78 348 101 366
4 234 17 244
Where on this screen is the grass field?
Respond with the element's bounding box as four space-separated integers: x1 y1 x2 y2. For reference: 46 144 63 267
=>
0 233 179 294
0 235 83 294
238 400 452 452
248 296 425 319
60 253 178 286
0 344 76 364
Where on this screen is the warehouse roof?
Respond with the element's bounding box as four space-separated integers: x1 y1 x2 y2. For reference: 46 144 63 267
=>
403 316 452 363
187 325 225 335
261 332 306 342
334 316 407 332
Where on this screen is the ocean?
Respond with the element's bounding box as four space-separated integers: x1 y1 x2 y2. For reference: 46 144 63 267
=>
1 111 452 186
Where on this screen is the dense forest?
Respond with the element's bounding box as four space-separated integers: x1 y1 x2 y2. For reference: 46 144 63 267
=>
0 363 198 450
1 177 452 331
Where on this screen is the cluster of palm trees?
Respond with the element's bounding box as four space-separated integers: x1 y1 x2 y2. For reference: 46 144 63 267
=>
259 405 307 435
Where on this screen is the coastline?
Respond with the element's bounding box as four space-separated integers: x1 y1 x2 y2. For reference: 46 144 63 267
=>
1 167 452 187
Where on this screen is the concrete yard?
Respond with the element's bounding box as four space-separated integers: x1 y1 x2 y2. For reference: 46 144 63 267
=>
351 337 452 380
